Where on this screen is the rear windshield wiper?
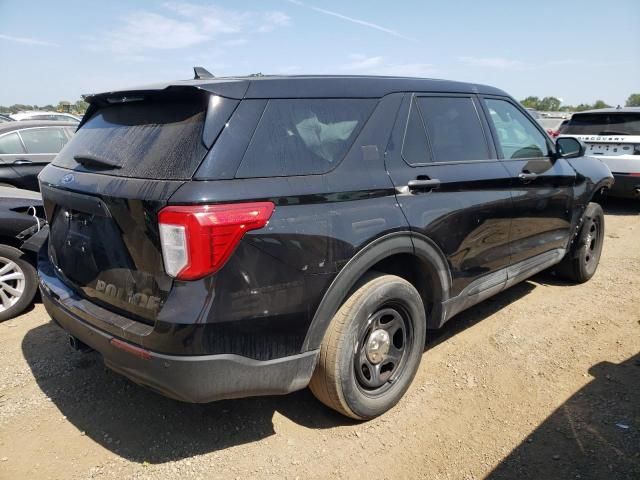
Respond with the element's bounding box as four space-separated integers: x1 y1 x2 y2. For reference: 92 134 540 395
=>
73 154 122 169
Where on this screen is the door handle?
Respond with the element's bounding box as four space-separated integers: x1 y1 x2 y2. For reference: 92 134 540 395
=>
408 178 441 191
13 159 33 165
518 172 538 182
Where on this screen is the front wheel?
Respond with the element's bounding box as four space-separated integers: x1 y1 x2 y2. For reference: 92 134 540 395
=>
309 273 426 420
555 202 605 283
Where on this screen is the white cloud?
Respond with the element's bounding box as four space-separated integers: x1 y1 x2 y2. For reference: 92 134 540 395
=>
93 2 290 60
0 34 58 47
342 54 437 78
285 1 413 42
222 38 249 47
258 12 291 32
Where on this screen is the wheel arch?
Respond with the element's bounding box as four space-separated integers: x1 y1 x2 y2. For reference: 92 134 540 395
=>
302 231 451 352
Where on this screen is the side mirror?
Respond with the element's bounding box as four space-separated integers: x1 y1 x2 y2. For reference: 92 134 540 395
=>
556 137 586 159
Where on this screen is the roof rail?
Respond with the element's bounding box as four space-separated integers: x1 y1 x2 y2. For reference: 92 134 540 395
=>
193 66 214 80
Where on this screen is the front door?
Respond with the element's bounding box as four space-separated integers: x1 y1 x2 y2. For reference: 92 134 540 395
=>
384 93 514 298
480 97 575 264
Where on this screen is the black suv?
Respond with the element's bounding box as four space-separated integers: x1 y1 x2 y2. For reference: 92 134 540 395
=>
37 74 613 419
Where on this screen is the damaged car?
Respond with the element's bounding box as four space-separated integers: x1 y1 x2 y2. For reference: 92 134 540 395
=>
0 187 46 320
37 72 613 419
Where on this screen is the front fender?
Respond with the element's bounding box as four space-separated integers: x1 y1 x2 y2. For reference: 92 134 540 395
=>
567 155 614 207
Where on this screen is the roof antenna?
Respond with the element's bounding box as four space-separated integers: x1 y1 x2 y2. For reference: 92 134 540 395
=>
193 66 214 80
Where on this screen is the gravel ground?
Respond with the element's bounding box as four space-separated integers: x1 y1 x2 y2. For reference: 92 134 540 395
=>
0 198 638 480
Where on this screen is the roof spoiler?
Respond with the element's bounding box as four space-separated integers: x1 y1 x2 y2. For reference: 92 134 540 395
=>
193 66 214 80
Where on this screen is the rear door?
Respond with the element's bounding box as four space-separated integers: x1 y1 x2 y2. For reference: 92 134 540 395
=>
480 97 576 264
384 93 513 298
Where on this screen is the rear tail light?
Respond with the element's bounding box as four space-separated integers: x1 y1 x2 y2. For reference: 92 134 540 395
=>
158 202 275 280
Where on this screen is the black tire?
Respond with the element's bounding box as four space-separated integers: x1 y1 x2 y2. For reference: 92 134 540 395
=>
309 273 426 420
0 244 38 322
554 202 604 283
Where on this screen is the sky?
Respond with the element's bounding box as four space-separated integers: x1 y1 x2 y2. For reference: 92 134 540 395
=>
0 0 639 107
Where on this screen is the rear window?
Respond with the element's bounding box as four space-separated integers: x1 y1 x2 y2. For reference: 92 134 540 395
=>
564 113 640 136
417 96 490 162
53 91 214 179
235 98 376 177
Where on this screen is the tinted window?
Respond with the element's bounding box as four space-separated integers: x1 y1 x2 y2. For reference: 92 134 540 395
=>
401 99 431 165
236 99 375 177
31 115 55 121
484 99 550 159
20 127 69 154
0 132 25 154
53 91 216 179
563 113 640 135
417 97 490 162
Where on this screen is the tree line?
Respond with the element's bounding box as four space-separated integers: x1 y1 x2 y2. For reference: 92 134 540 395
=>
2 93 639 116
521 93 640 112
0 100 89 115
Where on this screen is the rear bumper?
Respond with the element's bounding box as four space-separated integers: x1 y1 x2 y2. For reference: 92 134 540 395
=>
39 272 318 403
610 173 640 199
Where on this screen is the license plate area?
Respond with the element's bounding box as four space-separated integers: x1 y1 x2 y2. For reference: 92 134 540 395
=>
587 143 633 156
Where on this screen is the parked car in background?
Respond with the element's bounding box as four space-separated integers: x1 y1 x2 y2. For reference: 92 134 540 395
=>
0 121 76 191
538 118 569 139
11 111 81 123
0 186 45 321
526 107 542 119
561 107 640 199
38 73 612 419
0 114 15 123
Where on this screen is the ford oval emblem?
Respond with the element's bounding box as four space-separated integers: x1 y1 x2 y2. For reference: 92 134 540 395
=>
61 174 74 184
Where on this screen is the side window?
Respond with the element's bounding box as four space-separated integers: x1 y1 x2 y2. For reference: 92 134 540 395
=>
484 99 550 159
417 96 490 162
19 127 70 154
0 132 25 154
401 99 431 165
236 98 375 177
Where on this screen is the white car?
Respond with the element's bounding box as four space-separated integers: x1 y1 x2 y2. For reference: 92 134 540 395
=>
560 107 640 199
10 111 80 123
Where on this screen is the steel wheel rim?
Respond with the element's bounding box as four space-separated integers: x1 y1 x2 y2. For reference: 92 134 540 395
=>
354 304 413 394
0 256 25 312
584 219 600 264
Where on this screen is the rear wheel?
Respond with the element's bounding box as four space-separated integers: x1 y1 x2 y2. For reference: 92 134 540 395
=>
0 245 37 321
555 202 604 283
309 273 426 420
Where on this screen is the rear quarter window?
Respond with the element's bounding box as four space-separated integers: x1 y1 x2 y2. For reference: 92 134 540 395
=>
0 132 25 154
235 98 376 177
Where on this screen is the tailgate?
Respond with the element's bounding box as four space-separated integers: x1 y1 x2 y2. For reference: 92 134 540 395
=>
41 177 181 323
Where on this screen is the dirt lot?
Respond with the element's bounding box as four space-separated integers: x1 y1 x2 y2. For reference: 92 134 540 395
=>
0 199 638 480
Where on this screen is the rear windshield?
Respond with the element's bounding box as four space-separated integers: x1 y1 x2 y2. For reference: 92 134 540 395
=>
53 91 212 179
235 98 376 177
563 113 640 136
